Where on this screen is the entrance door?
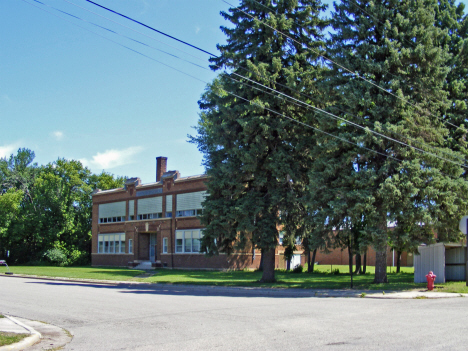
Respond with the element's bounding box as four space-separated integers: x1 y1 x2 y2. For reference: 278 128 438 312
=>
149 233 157 262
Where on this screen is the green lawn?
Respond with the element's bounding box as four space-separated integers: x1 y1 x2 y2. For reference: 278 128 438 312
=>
0 264 425 291
0 332 28 347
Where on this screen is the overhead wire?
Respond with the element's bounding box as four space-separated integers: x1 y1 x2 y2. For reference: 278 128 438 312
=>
221 0 463 131
29 0 210 71
61 0 209 63
20 0 407 167
83 0 217 57
72 0 468 165
21 0 468 171
75 0 465 165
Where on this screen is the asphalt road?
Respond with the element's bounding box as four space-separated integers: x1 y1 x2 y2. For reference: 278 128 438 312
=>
0 276 467 351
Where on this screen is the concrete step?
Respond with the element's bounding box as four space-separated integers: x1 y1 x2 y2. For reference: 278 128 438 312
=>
133 261 154 270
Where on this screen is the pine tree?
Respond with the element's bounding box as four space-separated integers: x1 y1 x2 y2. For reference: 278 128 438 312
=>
192 0 328 282
309 0 468 283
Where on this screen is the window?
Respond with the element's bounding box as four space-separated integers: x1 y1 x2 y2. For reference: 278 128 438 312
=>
97 233 126 254
279 231 284 245
99 202 126 223
137 213 162 220
176 191 205 217
137 197 163 221
128 200 135 221
166 195 172 218
175 229 203 253
163 237 168 253
129 239 133 254
176 209 203 217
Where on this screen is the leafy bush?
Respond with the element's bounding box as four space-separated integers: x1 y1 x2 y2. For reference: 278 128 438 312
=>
43 248 67 266
292 264 303 273
331 268 340 275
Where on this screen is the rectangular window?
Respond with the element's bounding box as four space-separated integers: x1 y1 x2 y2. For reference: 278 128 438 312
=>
98 235 104 253
99 202 126 223
175 191 206 217
175 229 203 253
163 237 168 254
97 233 126 254
279 231 284 245
128 200 134 221
166 195 173 218
175 231 183 253
137 197 163 221
129 239 133 254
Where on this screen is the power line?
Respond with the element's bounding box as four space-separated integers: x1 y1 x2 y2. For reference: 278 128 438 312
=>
21 0 405 168
221 0 463 131
22 0 468 171
57 0 466 164
225 73 468 169
83 0 217 57
30 0 209 71
61 0 208 63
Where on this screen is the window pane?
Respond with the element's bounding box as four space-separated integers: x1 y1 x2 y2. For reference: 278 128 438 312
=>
176 239 183 253
129 239 133 254
184 231 192 252
192 238 200 252
109 237 114 253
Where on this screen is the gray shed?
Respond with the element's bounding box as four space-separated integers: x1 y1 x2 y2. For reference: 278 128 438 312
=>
414 243 466 283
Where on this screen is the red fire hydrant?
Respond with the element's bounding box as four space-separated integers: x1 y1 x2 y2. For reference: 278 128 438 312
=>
426 271 436 291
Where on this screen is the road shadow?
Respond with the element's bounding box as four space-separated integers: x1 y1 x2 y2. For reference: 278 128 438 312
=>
21 279 360 298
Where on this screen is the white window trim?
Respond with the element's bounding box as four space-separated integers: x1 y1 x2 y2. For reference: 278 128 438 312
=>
97 233 126 254
162 237 168 254
175 229 203 254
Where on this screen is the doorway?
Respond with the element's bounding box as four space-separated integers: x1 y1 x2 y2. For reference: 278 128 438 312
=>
149 233 157 262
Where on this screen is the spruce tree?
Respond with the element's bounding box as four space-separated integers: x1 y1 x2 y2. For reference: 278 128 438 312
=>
309 0 468 283
192 0 328 282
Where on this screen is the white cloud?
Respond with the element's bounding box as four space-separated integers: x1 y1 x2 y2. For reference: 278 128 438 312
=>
195 26 201 34
1 95 11 103
51 131 64 141
81 146 144 170
0 142 20 158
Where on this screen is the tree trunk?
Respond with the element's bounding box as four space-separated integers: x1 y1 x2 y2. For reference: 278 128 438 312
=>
396 250 402 273
348 238 353 288
373 247 388 283
260 247 276 282
354 253 362 275
306 249 311 272
362 252 367 274
310 248 317 273
258 248 264 271
286 258 291 271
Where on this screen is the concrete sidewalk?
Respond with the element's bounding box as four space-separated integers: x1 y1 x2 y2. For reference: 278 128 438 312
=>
0 315 41 351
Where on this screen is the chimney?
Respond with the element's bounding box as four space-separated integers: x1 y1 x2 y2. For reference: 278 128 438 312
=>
156 157 167 182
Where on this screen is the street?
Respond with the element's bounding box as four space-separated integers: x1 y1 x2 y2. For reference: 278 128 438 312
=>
0 276 467 350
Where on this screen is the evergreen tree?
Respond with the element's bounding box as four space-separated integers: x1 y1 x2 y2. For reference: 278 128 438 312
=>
310 0 468 283
192 0 328 282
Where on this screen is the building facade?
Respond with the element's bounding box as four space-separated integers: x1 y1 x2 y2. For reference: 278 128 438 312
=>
92 157 411 269
92 157 265 269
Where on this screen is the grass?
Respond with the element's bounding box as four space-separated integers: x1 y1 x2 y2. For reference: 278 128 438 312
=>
0 264 424 291
0 266 144 281
0 332 28 347
435 281 468 294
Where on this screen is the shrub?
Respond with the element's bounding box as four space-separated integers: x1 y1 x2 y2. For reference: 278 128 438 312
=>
43 248 67 266
292 265 303 273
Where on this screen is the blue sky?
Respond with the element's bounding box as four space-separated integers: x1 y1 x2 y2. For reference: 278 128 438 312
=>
1 0 466 184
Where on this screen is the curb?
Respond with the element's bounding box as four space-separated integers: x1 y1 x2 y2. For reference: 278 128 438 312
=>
1 273 467 299
0 316 41 351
